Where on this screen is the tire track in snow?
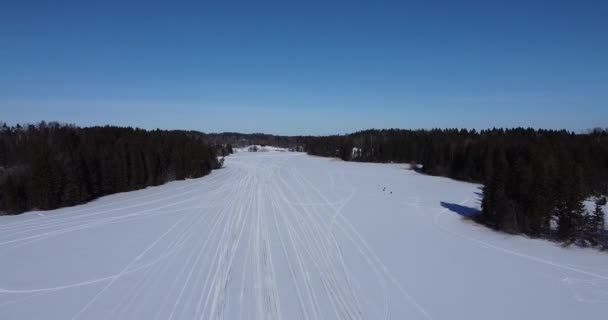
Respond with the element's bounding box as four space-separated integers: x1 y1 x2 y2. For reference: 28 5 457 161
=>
292 163 432 320
274 164 365 319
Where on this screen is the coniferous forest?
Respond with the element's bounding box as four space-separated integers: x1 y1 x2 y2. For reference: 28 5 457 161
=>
303 128 608 248
0 122 219 214
2 124 607 247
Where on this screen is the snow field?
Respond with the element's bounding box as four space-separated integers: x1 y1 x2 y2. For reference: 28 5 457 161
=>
0 151 607 319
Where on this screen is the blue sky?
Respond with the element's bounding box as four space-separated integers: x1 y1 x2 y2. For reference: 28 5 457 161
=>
1 1 607 135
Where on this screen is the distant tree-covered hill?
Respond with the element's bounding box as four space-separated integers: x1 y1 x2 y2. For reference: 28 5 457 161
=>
202 132 305 150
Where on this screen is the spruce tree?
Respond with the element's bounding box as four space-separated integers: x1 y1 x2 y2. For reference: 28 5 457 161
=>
585 197 606 247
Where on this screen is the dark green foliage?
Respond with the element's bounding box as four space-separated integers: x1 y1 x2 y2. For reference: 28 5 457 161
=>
581 197 607 247
554 165 586 244
0 123 218 214
1 174 28 214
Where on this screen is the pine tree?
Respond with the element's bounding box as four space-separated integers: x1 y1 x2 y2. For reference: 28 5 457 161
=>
526 158 554 237
556 165 586 244
1 175 27 214
583 197 606 247
482 148 511 230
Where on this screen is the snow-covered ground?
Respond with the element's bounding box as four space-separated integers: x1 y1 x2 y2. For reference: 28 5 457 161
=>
0 151 607 320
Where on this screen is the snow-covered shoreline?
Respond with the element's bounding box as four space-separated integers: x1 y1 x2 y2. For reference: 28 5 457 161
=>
0 152 606 319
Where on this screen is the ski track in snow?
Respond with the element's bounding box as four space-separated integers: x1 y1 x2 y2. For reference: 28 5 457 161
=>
1 151 607 320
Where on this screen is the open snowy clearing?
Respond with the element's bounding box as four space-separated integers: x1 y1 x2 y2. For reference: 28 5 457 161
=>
0 151 607 320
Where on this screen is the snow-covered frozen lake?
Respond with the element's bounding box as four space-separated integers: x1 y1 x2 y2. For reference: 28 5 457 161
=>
0 151 607 319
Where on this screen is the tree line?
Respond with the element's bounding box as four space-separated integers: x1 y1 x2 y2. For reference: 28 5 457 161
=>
303 128 608 248
204 132 304 150
2 124 606 248
0 122 219 214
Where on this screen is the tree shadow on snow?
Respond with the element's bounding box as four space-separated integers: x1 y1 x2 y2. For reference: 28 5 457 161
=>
440 202 480 218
